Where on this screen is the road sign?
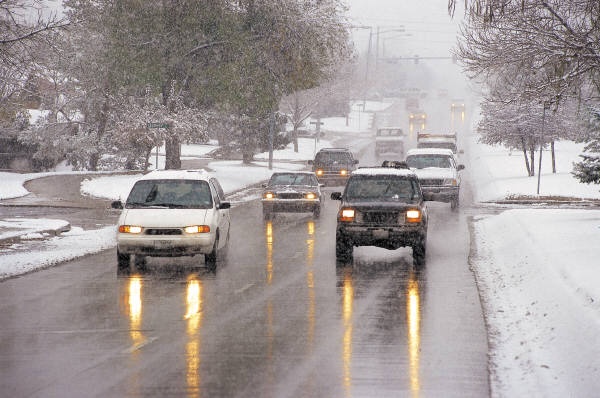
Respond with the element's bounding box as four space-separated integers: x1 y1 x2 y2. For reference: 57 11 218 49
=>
147 122 170 129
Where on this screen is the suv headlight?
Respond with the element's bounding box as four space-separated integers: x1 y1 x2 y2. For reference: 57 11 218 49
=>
305 192 317 200
405 209 422 223
339 208 355 222
263 192 275 200
442 178 457 186
339 169 348 176
316 169 324 176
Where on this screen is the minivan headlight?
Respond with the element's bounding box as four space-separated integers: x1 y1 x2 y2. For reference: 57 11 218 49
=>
118 225 143 234
184 225 211 234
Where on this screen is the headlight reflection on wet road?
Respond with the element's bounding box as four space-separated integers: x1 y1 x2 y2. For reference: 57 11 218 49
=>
407 271 421 397
185 276 203 397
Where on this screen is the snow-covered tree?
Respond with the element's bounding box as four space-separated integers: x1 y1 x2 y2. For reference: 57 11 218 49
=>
573 106 600 185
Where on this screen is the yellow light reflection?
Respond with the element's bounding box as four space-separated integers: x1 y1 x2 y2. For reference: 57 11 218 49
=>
306 221 316 351
128 276 143 346
342 269 354 397
185 276 203 398
461 110 465 122
265 221 273 285
407 272 421 397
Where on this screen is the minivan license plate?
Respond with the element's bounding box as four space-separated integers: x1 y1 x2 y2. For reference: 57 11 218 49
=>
154 240 172 249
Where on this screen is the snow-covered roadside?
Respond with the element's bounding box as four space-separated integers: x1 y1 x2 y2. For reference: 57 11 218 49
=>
464 128 600 397
471 210 600 397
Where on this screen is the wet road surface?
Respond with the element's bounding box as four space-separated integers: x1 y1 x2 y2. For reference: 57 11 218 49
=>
0 187 489 398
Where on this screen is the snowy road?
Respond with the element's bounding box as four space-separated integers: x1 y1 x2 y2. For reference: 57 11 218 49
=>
0 186 489 397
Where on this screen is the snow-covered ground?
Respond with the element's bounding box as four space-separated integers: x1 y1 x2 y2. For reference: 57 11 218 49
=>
1 105 600 397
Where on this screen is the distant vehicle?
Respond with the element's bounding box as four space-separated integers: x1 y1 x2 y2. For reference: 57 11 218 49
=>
261 171 323 220
405 148 464 210
111 169 231 271
375 127 405 157
450 99 466 112
308 148 359 187
409 110 427 130
416 133 459 153
330 161 430 266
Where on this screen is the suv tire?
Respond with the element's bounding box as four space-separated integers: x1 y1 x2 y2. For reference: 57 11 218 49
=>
335 232 353 261
412 239 426 267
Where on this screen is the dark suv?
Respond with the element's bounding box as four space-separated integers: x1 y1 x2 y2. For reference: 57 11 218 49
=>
308 148 359 186
330 161 429 266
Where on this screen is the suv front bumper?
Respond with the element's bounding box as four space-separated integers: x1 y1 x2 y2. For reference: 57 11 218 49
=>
421 186 459 202
337 223 426 250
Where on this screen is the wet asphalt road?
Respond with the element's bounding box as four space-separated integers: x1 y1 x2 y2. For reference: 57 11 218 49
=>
0 172 490 398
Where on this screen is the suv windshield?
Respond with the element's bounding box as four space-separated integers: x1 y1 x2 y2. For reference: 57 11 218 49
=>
345 176 419 202
126 179 213 209
314 151 353 165
406 155 453 169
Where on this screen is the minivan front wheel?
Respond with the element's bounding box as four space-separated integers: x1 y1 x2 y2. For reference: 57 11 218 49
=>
117 251 130 269
205 234 219 270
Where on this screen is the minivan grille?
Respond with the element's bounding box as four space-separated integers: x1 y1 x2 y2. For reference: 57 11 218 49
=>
145 228 182 235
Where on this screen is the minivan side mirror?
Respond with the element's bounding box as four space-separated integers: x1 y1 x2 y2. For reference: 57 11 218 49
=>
111 200 123 209
218 202 231 210
354 159 359 164
331 192 342 200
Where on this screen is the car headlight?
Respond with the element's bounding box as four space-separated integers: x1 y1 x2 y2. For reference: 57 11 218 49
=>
263 192 275 200
339 169 348 176
119 225 143 234
305 192 317 200
443 178 458 186
184 225 211 234
316 169 324 176
339 208 355 222
405 209 422 223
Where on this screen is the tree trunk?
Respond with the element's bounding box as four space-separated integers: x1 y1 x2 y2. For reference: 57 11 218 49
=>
529 146 535 176
551 140 556 173
164 134 181 170
521 137 532 176
293 128 299 152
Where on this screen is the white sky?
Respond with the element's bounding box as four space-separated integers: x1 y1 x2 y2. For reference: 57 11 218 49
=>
344 0 463 58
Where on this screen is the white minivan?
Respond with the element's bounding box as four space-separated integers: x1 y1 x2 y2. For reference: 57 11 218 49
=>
111 169 231 270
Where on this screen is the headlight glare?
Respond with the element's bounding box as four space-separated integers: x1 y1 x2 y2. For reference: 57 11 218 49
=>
339 208 355 222
263 192 275 200
305 192 317 200
184 225 210 234
119 225 143 234
406 209 422 223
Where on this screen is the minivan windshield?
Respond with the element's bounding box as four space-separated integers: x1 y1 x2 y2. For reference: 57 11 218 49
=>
125 179 213 209
345 176 418 202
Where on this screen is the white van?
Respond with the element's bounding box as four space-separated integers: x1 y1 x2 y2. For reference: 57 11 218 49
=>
111 169 231 270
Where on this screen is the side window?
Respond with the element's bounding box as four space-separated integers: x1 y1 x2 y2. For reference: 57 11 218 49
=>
210 178 226 202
